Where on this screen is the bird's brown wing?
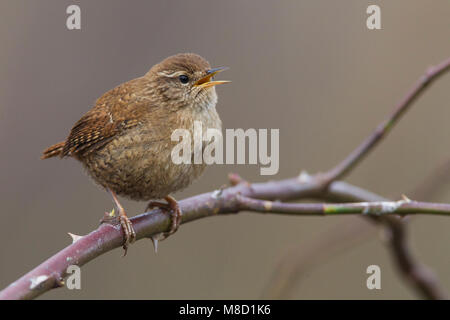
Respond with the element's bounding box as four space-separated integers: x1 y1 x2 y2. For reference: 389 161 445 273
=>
61 111 140 157
61 79 147 157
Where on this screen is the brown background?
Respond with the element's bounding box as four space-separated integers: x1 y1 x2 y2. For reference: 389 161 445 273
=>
0 0 449 299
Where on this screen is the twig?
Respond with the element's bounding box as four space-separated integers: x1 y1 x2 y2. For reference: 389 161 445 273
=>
315 56 450 300
321 57 450 186
383 216 447 300
237 196 450 216
314 185 448 300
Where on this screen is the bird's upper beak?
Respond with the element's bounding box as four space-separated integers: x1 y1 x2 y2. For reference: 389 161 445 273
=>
194 67 230 88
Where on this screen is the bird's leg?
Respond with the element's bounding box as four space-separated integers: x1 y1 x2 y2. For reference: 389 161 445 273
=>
145 195 182 252
102 188 136 255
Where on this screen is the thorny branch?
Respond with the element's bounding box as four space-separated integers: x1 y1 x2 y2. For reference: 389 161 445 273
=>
2 56 450 300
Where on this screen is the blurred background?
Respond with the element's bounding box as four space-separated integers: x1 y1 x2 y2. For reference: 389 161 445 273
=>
0 0 449 299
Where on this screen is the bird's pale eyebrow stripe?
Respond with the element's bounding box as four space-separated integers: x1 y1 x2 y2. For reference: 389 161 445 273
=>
157 70 186 78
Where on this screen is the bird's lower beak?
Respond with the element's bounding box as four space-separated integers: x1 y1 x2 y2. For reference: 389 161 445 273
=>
194 67 230 88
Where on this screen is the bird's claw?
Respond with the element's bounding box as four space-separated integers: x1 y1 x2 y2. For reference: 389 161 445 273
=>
100 206 136 256
146 196 182 252
119 213 136 256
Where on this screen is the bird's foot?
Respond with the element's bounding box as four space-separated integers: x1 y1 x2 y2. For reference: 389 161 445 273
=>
146 195 182 252
118 209 136 255
100 207 136 256
102 189 137 256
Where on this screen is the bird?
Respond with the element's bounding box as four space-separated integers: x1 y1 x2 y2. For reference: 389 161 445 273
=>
41 53 229 254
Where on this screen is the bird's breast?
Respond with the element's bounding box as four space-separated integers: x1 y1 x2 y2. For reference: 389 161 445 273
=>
81 106 222 201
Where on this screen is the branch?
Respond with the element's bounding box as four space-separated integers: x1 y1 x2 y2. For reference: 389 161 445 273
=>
309 186 448 300
383 216 448 300
237 196 450 216
1 177 448 300
321 57 450 185
0 176 338 300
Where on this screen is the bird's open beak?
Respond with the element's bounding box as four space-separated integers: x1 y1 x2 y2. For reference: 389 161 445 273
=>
194 67 230 88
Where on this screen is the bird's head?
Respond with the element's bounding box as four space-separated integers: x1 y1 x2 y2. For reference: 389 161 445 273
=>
147 53 229 110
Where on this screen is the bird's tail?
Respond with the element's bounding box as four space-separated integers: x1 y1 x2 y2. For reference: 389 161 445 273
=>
41 141 65 159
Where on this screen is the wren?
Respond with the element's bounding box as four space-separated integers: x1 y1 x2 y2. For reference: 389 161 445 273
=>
41 53 229 253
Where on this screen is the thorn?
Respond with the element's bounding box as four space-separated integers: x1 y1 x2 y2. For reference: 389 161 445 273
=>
150 233 165 253
401 194 412 202
151 238 158 253
263 201 273 211
298 170 311 183
68 232 83 244
211 189 223 199
228 173 244 186
29 275 49 290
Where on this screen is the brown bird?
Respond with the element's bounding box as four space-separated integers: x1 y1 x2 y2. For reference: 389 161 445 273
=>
41 53 229 253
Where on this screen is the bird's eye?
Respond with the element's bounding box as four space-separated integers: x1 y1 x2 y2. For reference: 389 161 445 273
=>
178 75 189 84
